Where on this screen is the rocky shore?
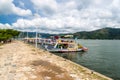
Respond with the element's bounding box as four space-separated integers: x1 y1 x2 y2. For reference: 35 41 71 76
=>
0 41 112 80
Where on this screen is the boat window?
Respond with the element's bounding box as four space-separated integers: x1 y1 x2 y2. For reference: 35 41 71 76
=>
62 44 68 49
68 44 74 48
56 44 62 48
56 44 68 49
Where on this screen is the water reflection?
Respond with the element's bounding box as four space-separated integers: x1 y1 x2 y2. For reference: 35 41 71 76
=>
53 52 86 60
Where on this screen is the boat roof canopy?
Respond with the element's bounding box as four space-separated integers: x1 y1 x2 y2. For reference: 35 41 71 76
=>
57 39 75 44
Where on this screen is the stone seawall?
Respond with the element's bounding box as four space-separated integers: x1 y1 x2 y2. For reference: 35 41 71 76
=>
0 41 112 80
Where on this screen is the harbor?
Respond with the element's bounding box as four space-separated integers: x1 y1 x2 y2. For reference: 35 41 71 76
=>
0 0 120 80
0 40 112 80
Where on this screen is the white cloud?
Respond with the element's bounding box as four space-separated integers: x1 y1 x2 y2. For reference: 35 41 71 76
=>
19 1 25 8
111 0 120 8
31 0 57 16
0 0 32 16
2 0 120 34
31 0 57 9
0 23 12 29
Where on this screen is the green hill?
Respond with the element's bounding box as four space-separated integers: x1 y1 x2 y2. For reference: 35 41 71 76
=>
18 27 120 40
73 28 120 39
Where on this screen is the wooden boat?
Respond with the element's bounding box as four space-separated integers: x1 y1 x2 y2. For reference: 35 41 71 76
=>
45 39 88 53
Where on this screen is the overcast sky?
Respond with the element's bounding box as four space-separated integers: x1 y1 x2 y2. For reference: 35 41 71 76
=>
0 0 120 33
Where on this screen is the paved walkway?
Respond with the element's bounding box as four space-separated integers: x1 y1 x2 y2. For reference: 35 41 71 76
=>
0 41 76 80
0 41 112 80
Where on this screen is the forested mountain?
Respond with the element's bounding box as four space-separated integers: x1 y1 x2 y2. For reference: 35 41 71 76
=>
18 28 120 39
1 28 119 42
73 28 120 39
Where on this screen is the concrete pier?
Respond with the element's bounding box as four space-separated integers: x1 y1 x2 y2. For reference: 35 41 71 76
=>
0 41 112 80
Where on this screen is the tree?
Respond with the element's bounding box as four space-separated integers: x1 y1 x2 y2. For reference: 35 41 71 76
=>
0 29 20 42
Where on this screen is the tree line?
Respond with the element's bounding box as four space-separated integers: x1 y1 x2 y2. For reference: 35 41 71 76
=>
0 29 20 43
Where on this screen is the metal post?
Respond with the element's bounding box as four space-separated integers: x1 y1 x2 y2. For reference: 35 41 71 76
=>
35 9 39 48
27 31 28 39
25 19 28 40
35 26 38 48
22 19 25 41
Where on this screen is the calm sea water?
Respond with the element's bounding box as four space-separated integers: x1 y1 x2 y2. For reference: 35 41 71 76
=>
53 40 120 80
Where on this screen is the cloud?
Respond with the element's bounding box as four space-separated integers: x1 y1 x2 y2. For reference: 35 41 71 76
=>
31 0 57 16
0 23 12 29
19 1 25 8
0 0 32 16
1 0 120 34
